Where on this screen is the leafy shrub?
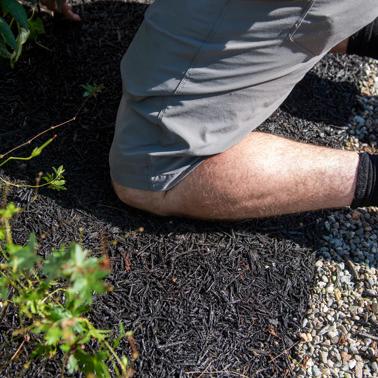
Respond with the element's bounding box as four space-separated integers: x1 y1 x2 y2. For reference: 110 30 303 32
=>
0 203 138 377
0 0 45 67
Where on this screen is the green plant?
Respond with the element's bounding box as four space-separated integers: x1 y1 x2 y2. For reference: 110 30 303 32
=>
0 203 138 377
0 0 45 67
82 83 105 98
0 135 66 191
0 83 104 191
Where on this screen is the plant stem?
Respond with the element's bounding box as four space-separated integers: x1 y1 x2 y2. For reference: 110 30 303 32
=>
0 175 62 189
4 219 12 245
0 298 10 323
41 287 65 303
0 118 74 160
104 340 127 376
0 96 89 160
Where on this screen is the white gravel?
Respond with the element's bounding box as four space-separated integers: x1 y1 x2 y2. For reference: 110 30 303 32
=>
293 57 378 378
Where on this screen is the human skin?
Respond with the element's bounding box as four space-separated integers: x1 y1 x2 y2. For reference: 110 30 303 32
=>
112 37 359 221
112 132 360 220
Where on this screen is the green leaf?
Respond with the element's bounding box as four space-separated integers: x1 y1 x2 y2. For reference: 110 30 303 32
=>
8 233 39 272
28 17 45 41
48 306 72 322
74 349 111 378
0 16 16 49
42 247 70 281
30 136 55 158
60 343 70 353
67 354 79 374
45 326 62 345
10 27 29 67
1 0 28 28
42 165 66 191
121 355 129 371
87 327 109 342
0 276 9 299
0 202 20 219
31 345 54 360
112 321 125 349
81 83 104 98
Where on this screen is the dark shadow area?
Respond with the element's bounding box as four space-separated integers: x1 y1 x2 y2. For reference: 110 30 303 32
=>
0 1 374 376
283 71 359 127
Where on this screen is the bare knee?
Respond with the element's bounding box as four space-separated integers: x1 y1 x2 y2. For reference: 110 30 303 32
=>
111 180 172 216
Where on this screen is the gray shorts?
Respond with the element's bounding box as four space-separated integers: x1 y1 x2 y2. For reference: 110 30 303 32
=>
109 0 378 191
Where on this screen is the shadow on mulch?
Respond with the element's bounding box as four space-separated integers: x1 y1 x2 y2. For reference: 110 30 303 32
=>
0 1 371 377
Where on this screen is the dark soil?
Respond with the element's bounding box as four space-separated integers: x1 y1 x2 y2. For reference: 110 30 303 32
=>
0 1 373 376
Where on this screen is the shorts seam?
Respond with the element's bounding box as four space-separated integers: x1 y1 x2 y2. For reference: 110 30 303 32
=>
156 0 231 123
174 0 231 96
285 0 317 56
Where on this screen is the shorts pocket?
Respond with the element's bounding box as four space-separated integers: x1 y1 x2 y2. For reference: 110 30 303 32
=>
287 0 333 57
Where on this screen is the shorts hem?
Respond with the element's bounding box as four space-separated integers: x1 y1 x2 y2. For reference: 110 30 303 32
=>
110 157 206 192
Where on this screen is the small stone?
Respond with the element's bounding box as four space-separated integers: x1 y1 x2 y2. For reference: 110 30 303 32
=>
312 365 321 377
372 302 378 315
342 363 350 372
334 288 342 301
355 361 364 378
299 333 312 343
340 325 348 335
371 362 378 373
307 358 314 368
349 359 356 369
341 351 352 363
351 210 361 220
315 260 323 268
320 351 328 364
327 326 339 339
319 326 329 336
331 336 340 344
354 115 365 126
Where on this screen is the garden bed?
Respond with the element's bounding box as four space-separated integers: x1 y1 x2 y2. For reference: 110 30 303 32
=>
0 1 377 377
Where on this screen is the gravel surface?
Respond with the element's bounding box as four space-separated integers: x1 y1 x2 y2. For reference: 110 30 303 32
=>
293 58 378 378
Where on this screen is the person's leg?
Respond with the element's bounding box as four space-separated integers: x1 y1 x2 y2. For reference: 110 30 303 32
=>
113 132 359 220
111 0 377 220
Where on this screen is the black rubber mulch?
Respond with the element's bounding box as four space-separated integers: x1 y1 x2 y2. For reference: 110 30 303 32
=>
0 1 372 377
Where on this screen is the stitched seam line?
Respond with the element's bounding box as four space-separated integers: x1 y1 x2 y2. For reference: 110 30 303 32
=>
156 0 230 123
287 0 316 42
174 0 230 96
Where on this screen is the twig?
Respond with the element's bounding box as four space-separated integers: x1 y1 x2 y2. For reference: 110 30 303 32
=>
357 332 378 342
253 341 299 376
196 361 212 378
0 96 89 160
186 371 248 378
10 337 27 363
0 118 74 160
268 341 299 364
343 258 359 282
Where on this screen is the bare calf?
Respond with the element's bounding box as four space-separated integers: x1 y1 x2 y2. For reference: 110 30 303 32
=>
112 132 359 221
